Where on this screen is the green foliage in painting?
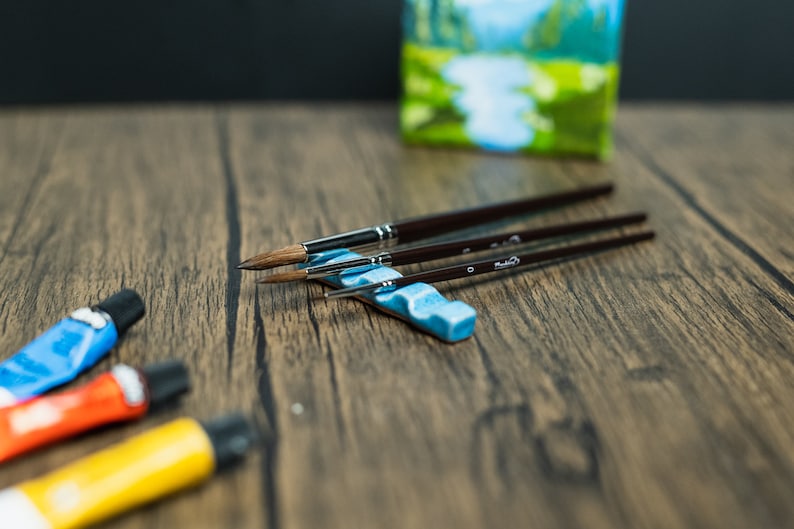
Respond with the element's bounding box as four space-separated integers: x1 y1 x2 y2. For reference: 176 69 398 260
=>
401 0 625 159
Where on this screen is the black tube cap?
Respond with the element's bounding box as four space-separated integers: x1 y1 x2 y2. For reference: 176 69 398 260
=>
141 360 191 408
95 289 145 335
202 413 256 472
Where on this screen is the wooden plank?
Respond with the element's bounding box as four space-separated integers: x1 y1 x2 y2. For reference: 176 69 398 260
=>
227 104 793 529
0 109 67 281
615 104 794 279
0 104 791 529
0 106 266 528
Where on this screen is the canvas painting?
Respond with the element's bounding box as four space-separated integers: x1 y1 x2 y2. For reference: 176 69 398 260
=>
401 0 626 159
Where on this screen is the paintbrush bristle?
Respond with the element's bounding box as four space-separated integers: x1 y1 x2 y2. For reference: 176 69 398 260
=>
237 244 307 270
255 269 308 284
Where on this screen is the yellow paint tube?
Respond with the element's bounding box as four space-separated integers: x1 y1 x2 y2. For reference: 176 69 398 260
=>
0 414 254 529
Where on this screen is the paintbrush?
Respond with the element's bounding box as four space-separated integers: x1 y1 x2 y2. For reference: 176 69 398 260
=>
237 183 614 270
323 230 655 299
258 212 647 283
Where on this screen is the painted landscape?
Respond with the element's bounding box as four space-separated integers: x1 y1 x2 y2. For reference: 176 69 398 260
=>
401 0 625 159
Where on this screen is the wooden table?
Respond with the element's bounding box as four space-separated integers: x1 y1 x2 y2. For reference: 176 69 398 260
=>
0 104 792 529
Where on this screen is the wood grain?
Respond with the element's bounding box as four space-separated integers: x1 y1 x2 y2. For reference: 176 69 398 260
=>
0 103 791 529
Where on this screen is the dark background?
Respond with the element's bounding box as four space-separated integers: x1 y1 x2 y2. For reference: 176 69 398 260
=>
1 1 792 105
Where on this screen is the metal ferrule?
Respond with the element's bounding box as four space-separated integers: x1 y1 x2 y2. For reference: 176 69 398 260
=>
372 223 398 245
304 223 399 254
305 252 393 279
326 280 396 299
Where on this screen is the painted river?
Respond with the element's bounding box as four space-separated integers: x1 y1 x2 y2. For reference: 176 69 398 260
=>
442 54 535 151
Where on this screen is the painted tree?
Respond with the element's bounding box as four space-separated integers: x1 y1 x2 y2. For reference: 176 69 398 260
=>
526 0 587 52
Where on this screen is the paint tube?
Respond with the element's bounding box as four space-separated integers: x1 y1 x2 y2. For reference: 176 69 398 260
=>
0 414 255 529
0 289 145 407
0 360 190 463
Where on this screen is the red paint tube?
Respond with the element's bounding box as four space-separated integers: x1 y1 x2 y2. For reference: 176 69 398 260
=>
0 360 189 463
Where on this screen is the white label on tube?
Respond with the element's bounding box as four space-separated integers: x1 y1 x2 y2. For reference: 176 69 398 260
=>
0 489 52 529
9 400 63 436
69 307 109 330
110 364 146 406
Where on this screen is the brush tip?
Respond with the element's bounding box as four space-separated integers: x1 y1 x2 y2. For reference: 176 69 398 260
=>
237 244 308 271
255 269 308 284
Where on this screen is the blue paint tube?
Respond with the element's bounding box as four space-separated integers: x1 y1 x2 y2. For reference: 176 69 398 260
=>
0 289 145 408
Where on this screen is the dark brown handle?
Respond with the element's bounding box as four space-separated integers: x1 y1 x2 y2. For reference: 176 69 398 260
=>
392 183 614 244
394 231 655 287
391 212 646 266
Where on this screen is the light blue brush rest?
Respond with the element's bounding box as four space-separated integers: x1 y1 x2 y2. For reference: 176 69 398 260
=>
306 249 477 342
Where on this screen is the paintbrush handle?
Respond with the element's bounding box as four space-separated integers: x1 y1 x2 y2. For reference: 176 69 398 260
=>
391 212 646 265
396 231 654 286
391 183 613 244
302 183 613 253
304 212 645 278
325 231 654 299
